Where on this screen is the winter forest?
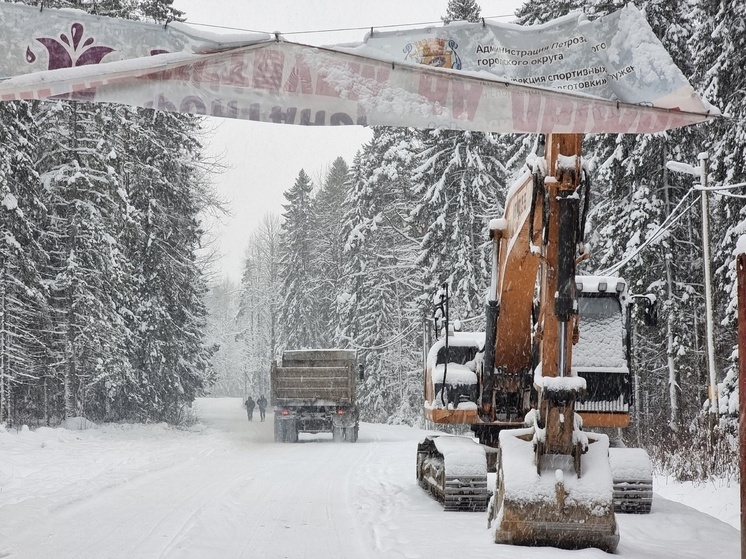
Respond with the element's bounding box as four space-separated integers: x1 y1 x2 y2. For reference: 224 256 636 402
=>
1 0 744 481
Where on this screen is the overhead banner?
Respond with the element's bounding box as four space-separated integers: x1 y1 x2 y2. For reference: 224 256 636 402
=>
0 2 716 134
357 6 703 113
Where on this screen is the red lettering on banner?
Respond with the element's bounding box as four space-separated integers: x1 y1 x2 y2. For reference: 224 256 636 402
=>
346 63 390 101
192 61 219 87
511 93 695 134
284 55 314 94
253 49 285 91
546 97 576 130
360 64 390 83
636 109 672 134
451 80 482 121
512 94 604 133
173 66 191 81
589 105 627 133
142 58 250 88
224 52 250 88
511 94 543 132
418 75 449 115
316 69 341 98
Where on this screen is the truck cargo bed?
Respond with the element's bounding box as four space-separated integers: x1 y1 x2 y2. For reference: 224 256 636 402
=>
271 350 357 405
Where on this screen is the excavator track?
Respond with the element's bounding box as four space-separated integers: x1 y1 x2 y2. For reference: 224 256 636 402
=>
416 436 490 512
609 447 653 513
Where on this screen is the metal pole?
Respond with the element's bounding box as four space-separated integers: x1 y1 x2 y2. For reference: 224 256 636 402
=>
736 247 746 558
558 321 567 378
628 299 641 446
699 153 719 427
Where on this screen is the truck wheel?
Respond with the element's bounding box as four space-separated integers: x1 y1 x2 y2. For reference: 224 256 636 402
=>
332 426 344 442
345 425 358 443
286 419 298 443
274 418 285 443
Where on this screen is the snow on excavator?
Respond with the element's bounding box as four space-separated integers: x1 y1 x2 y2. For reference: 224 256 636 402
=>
416 134 652 552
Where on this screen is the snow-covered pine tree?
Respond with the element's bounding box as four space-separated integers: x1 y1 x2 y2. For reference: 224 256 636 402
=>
0 0 216 425
512 0 713 454
121 108 216 422
409 0 511 324
514 0 583 25
0 101 49 426
692 0 746 430
410 127 506 322
442 0 481 24
586 0 708 442
236 214 281 397
32 99 136 422
338 127 424 424
312 157 351 346
204 277 244 397
279 170 322 350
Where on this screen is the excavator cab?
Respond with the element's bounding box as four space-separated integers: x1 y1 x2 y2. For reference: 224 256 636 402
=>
430 339 481 409
573 276 633 429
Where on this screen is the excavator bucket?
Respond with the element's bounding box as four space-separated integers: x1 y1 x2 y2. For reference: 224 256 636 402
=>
490 428 619 552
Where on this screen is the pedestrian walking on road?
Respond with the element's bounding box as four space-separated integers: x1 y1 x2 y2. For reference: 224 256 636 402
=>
257 395 267 421
245 396 255 421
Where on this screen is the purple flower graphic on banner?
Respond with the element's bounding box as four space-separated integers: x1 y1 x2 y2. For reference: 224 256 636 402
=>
29 22 114 70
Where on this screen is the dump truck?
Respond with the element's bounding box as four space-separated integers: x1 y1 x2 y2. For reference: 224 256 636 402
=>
270 349 360 443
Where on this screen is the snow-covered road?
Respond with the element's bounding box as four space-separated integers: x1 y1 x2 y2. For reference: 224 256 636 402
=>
0 398 739 558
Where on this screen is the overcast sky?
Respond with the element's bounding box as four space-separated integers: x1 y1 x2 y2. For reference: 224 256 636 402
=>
172 0 524 284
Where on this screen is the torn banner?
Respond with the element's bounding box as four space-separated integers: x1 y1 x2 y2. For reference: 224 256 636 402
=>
0 2 716 134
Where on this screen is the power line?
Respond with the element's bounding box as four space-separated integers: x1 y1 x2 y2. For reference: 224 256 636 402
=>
340 323 418 351
179 13 517 38
599 188 699 276
695 181 746 192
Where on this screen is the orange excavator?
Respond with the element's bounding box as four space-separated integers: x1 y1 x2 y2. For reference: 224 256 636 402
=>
416 133 652 551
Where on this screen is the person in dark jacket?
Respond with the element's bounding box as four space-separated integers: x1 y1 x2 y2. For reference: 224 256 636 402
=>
245 396 255 421
257 395 267 422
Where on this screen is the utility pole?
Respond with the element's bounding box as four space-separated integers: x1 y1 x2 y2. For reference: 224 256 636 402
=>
698 153 719 429
666 153 718 429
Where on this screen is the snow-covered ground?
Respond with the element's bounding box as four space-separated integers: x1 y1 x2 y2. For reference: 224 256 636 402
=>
0 398 739 558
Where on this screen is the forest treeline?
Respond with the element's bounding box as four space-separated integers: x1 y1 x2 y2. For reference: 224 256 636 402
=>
206 0 745 480
0 0 744 479
0 0 216 424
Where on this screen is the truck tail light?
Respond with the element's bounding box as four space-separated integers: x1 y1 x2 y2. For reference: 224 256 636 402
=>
281 409 290 416
337 409 346 415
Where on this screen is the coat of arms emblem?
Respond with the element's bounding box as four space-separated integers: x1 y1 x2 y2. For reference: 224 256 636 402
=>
403 38 462 70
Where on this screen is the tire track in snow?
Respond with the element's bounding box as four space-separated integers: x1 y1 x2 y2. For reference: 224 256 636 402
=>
151 401 378 559
349 426 428 559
